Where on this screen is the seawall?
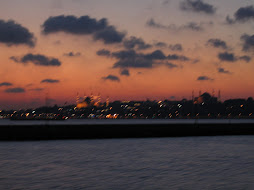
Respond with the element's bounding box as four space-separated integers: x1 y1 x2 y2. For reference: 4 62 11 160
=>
0 119 254 140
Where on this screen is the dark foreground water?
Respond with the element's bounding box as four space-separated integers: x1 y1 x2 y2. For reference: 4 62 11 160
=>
1 136 254 190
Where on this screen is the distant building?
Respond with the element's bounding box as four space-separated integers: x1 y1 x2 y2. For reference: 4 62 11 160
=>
194 92 217 104
76 95 101 108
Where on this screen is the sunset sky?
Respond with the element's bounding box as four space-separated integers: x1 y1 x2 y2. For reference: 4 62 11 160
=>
0 0 254 109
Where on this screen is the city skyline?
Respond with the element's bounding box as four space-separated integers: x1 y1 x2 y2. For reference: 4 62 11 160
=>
0 0 254 109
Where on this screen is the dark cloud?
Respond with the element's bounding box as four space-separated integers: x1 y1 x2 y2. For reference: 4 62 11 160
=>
169 44 183 51
154 42 167 48
111 49 184 69
225 16 235 24
180 0 216 15
41 79 60 83
167 54 189 61
64 52 81 57
28 88 44 92
218 51 251 63
145 50 167 60
96 49 111 57
93 26 125 44
165 62 178 69
10 54 61 66
42 15 107 34
226 6 254 24
123 36 152 50
146 18 167 29
239 55 251 63
0 82 13 87
112 49 138 60
241 34 254 52
102 75 120 82
235 6 254 21
197 76 213 81
0 19 35 47
114 57 154 69
5 87 25 93
218 52 237 62
147 18 212 32
42 15 125 44
227 6 254 24
120 69 130 76
218 67 231 74
207 38 228 49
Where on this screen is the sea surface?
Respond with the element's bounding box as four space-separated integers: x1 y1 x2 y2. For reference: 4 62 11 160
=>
1 136 254 190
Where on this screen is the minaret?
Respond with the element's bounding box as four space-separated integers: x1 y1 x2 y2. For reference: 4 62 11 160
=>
106 96 109 107
218 90 221 102
76 93 80 104
98 93 101 105
192 90 194 101
212 89 215 97
90 92 94 102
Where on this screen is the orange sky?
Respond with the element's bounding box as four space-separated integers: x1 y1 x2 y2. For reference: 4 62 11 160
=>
0 0 254 109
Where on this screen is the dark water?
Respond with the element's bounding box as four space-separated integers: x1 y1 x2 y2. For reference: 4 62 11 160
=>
1 136 254 190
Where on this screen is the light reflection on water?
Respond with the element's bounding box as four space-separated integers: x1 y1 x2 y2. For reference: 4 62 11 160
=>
1 136 254 190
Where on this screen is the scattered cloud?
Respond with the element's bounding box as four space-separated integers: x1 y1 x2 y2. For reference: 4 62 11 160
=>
239 55 251 63
146 18 168 29
96 49 111 57
123 36 152 50
241 34 254 52
145 50 167 60
63 52 81 57
102 75 120 82
197 76 213 81
28 88 44 92
180 0 216 15
218 67 231 74
41 79 60 83
207 38 228 49
169 44 183 51
154 42 183 52
42 15 125 44
167 54 189 61
226 6 254 24
218 52 237 62
218 52 251 63
113 57 154 69
165 62 178 69
111 49 184 69
120 69 130 76
147 18 212 32
10 53 61 66
0 82 13 87
0 19 35 47
154 42 167 48
93 26 126 44
5 87 25 93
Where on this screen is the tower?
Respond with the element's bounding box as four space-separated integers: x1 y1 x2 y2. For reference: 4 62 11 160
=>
76 93 80 104
218 90 221 102
106 96 109 107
